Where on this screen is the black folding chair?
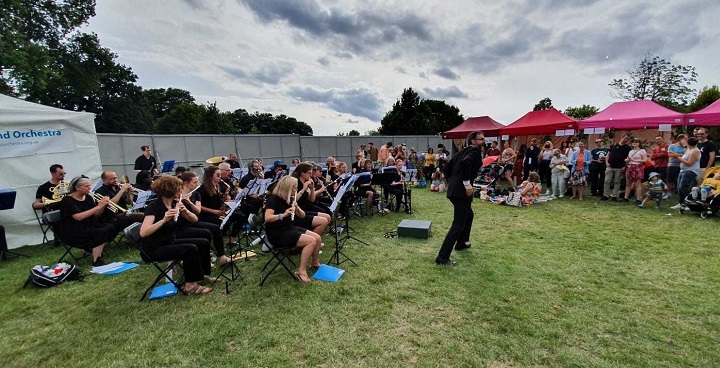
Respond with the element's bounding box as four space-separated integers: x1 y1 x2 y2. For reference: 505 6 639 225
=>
33 205 52 245
248 214 298 286
123 222 186 301
42 210 92 264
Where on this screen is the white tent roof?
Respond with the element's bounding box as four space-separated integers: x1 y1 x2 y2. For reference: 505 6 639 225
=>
0 94 102 249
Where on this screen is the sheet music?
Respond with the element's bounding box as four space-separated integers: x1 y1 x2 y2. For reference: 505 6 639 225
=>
132 190 153 210
247 178 273 196
329 173 359 213
232 168 248 178
219 200 241 230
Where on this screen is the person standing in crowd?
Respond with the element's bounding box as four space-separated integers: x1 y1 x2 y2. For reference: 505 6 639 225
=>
436 131 484 267
436 147 448 170
499 141 517 188
622 138 647 205
424 147 436 181
695 127 717 184
568 141 592 200
523 139 540 181
666 134 688 197
549 149 568 198
368 142 379 162
225 153 241 169
134 145 158 175
486 141 501 157
407 147 418 170
538 141 554 195
589 139 609 196
671 137 701 210
514 144 525 187
378 142 392 165
601 134 632 201
651 136 669 182
33 164 66 211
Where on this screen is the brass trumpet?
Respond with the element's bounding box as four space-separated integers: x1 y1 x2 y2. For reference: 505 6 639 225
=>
92 193 127 213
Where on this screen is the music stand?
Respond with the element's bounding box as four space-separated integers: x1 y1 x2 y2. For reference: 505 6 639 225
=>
161 160 175 173
328 174 368 267
0 188 28 261
371 173 395 215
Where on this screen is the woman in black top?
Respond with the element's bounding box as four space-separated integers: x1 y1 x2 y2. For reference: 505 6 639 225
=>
291 162 331 234
59 177 116 266
199 166 242 244
140 176 213 295
355 159 380 215
523 138 541 181
179 172 236 267
264 176 322 283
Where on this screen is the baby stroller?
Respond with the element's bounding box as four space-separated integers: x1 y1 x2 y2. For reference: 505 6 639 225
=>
473 158 504 198
681 167 720 218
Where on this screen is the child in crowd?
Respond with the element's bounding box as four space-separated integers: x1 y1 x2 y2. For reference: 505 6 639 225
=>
639 172 667 209
690 172 720 202
430 167 446 192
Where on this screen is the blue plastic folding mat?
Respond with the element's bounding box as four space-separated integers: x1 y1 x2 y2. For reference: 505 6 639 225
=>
149 283 178 300
312 264 345 282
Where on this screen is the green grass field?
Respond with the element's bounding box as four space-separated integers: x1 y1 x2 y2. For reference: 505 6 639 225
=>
1 188 718 367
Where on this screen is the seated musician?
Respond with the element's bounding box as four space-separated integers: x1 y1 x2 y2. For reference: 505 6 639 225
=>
33 164 66 211
264 176 322 284
384 159 410 212
291 163 330 234
225 153 241 169
218 162 238 199
179 172 237 266
355 159 381 215
95 171 144 234
140 176 213 295
238 160 265 220
198 166 242 243
311 164 333 208
264 160 287 182
134 171 154 192
58 177 116 266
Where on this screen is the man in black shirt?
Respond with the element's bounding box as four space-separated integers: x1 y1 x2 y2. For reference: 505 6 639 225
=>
601 134 632 200
95 171 144 234
238 160 265 219
264 160 286 182
134 145 158 175
33 164 66 211
695 127 717 183
225 153 241 169
436 131 484 267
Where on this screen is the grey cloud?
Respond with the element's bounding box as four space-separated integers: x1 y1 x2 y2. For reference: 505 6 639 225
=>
288 85 384 121
181 0 208 10
421 86 468 100
220 62 294 85
394 66 407 74
317 56 330 66
432 66 459 80
346 119 359 124
418 72 427 79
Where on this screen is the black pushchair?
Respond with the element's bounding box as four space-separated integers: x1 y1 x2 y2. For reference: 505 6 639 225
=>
680 167 720 218
473 162 504 198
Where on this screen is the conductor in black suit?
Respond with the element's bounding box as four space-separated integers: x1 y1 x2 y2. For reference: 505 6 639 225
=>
435 131 484 266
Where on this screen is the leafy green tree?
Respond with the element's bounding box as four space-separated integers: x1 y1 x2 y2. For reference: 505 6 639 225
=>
228 108 254 134
201 102 234 134
155 102 206 134
95 87 154 133
348 129 360 136
688 85 720 112
1 0 96 95
143 88 195 121
365 129 381 136
533 97 554 111
564 104 599 120
380 88 463 135
609 53 697 110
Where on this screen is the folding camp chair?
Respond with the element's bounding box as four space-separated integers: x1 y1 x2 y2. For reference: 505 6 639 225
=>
33 205 52 245
42 210 92 264
248 214 298 286
123 222 186 301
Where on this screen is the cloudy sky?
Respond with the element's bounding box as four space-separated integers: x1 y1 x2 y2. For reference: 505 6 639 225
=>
85 0 720 136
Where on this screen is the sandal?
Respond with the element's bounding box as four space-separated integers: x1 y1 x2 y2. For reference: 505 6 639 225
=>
183 284 213 295
204 275 220 283
294 271 311 284
217 255 236 266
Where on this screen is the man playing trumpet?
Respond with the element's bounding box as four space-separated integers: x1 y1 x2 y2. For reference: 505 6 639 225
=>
95 171 144 235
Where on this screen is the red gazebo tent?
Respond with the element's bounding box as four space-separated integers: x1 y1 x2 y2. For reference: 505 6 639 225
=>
442 116 504 139
686 99 720 126
578 100 685 130
499 109 577 137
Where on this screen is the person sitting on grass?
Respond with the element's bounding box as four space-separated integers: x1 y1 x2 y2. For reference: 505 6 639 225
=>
639 172 667 209
430 167 446 192
140 175 213 295
519 172 542 205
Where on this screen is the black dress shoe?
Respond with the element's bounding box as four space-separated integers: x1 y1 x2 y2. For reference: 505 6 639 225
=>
455 243 471 250
436 260 458 266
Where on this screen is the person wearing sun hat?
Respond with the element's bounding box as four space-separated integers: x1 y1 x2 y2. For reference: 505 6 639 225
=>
639 171 667 209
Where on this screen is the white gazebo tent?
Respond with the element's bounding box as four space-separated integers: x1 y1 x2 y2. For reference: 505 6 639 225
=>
0 94 102 249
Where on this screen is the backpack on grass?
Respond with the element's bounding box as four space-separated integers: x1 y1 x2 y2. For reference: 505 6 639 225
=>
28 262 82 288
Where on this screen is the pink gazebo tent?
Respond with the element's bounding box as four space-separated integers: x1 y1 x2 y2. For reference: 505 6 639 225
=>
442 116 504 138
686 98 720 126
578 100 685 130
499 109 577 137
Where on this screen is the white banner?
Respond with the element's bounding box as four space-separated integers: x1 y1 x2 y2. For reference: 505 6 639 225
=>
0 128 75 158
